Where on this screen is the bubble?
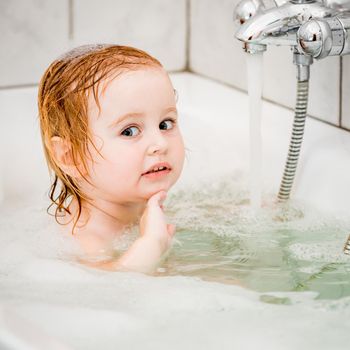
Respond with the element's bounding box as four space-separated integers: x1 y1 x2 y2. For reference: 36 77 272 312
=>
56 44 114 62
2 176 350 349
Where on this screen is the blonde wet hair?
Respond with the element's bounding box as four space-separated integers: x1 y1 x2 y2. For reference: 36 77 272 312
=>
38 44 162 233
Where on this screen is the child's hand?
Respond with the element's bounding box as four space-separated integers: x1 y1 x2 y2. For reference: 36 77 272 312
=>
79 191 176 274
139 190 176 252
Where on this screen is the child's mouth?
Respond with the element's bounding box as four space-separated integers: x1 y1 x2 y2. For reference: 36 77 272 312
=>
142 167 171 179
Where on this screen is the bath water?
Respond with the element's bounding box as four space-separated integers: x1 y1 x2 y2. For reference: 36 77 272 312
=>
247 52 264 210
158 178 350 300
1 176 350 299
1 175 350 349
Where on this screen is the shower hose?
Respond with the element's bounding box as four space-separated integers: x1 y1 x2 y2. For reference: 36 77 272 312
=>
277 79 309 201
344 238 350 254
276 75 350 254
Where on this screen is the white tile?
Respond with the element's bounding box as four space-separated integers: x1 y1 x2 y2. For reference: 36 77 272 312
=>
263 46 296 109
308 56 340 125
0 0 70 86
341 55 350 129
264 48 340 125
190 0 247 91
0 87 50 198
73 0 186 71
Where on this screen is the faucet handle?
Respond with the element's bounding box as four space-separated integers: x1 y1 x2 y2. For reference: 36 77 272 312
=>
234 0 264 25
234 0 287 25
297 15 348 58
297 19 331 58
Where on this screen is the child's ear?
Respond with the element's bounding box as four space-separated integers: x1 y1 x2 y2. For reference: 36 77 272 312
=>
50 136 87 178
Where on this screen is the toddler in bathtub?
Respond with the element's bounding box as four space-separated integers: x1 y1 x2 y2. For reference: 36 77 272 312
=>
38 44 185 274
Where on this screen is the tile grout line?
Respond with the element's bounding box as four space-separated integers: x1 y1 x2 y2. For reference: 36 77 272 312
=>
0 83 38 90
68 0 74 41
339 56 343 127
185 0 191 71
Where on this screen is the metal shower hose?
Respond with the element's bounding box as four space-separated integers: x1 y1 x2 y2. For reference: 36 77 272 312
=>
275 78 350 254
278 80 309 201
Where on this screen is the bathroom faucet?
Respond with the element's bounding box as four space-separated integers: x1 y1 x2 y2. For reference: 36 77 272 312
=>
234 0 350 254
235 0 350 59
297 8 350 58
235 0 288 26
235 0 335 53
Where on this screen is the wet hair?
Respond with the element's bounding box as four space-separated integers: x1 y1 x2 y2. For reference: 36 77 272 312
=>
38 44 162 234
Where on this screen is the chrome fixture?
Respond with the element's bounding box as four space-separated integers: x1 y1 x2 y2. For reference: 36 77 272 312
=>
235 0 350 57
234 0 288 53
234 0 350 253
297 12 350 58
235 0 335 53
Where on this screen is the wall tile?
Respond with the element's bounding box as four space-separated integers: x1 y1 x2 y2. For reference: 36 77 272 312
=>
190 0 340 126
190 0 247 91
308 56 340 125
0 0 70 87
263 46 295 109
341 56 350 130
264 47 340 126
0 87 50 198
73 0 186 71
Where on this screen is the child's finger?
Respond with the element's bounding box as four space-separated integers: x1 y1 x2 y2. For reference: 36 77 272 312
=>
167 224 176 237
147 190 167 208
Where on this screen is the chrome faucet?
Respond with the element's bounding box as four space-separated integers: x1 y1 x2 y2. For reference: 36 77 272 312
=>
234 0 350 59
297 9 350 58
234 0 350 254
235 0 335 53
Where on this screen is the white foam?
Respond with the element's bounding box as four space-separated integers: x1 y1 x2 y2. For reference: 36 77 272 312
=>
56 44 113 61
289 241 350 263
1 187 350 349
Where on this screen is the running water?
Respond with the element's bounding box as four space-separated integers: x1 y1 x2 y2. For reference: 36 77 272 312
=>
246 52 264 210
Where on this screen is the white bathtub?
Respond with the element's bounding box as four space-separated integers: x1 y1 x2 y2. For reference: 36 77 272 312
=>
1 72 350 350
2 72 350 213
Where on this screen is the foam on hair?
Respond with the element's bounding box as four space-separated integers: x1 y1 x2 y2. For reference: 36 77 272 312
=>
56 44 114 61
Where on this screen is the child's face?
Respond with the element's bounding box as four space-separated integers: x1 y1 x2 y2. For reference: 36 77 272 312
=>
83 67 185 203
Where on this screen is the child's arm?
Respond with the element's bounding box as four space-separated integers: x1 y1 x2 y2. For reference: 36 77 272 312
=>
116 190 175 273
83 191 175 274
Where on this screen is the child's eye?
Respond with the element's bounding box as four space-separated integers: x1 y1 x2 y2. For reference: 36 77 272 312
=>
121 126 140 137
159 119 176 130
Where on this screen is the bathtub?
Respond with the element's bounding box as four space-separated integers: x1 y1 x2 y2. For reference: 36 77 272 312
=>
1 72 350 350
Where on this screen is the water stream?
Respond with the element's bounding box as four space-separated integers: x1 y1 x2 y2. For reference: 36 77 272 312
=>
247 52 264 210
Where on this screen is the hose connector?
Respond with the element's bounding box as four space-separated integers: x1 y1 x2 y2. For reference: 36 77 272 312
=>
293 51 313 81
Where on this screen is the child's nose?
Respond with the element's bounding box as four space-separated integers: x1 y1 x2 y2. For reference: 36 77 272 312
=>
147 131 169 155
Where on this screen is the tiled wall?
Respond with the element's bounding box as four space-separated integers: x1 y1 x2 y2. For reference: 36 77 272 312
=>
1 0 349 130
190 0 348 129
0 0 187 88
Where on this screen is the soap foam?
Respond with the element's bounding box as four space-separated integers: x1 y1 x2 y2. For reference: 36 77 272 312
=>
1 180 350 350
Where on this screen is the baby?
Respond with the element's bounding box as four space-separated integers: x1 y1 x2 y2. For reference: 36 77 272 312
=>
38 44 185 274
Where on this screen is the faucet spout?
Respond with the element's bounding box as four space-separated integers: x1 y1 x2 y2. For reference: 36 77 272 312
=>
235 1 335 46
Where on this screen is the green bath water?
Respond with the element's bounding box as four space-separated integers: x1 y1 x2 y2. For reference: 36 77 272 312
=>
155 178 350 301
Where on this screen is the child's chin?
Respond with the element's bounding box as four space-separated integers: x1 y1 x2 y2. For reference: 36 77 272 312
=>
146 185 171 197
